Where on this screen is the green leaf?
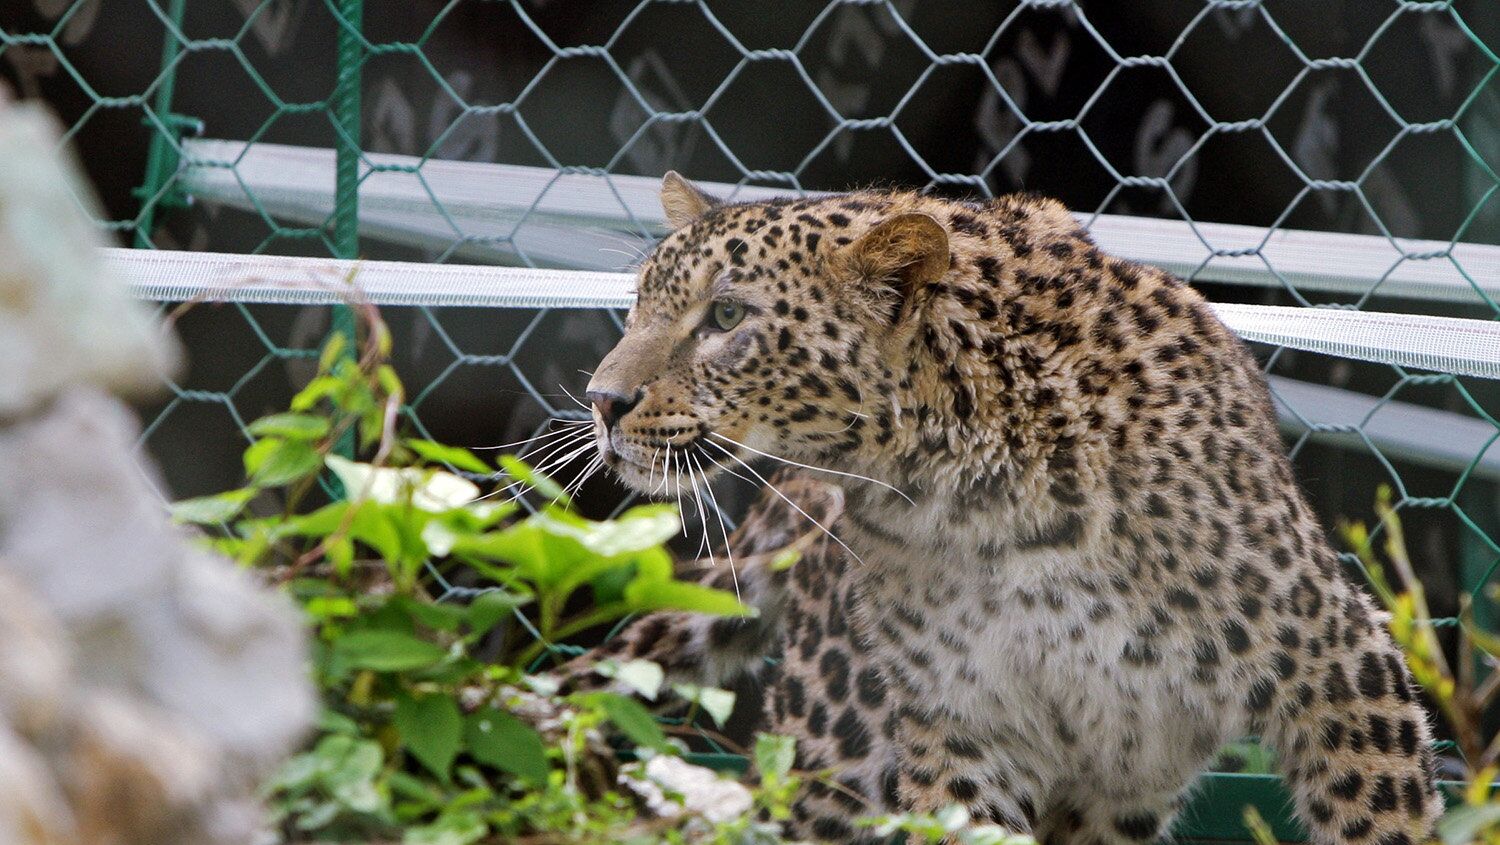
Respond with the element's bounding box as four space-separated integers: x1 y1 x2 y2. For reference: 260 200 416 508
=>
351 505 406 565
406 439 492 475
319 332 348 372
304 596 359 621
539 504 680 558
376 363 403 398
624 580 754 618
317 709 361 736
451 521 576 588
597 658 664 700
465 589 529 635
332 630 447 672
466 500 518 527
586 692 670 753
259 501 351 539
590 563 635 605
488 507 682 599
291 374 342 411
169 487 257 524
293 800 342 831
464 707 549 783
248 412 331 440
395 693 463 781
672 683 736 728
403 811 487 845
630 547 675 584
314 735 385 814
499 455 571 506
387 770 443 808
327 535 354 577
244 437 323 486
391 596 466 632
267 751 322 794
1440 804 1500 845
409 656 484 686
771 548 801 571
754 733 796 781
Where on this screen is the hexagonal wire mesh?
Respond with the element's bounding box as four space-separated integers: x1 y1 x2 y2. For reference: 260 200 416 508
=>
7 0 1500 838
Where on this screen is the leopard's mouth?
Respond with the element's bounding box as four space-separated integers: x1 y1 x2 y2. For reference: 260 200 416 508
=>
599 432 726 495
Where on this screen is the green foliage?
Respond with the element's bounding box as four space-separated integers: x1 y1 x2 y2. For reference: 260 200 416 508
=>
464 708 547 784
174 313 797 843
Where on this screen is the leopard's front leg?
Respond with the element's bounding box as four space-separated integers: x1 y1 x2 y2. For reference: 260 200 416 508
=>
893 703 1044 835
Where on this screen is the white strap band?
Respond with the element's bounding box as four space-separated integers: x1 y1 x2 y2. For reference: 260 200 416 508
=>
110 247 1500 381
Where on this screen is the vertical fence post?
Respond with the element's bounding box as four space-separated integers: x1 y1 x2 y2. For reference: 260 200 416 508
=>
330 0 363 467
332 0 362 263
134 0 187 248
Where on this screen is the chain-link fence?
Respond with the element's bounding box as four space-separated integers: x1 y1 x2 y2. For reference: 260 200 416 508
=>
7 0 1500 839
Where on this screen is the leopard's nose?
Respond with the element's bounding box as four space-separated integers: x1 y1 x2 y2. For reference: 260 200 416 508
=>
586 388 642 431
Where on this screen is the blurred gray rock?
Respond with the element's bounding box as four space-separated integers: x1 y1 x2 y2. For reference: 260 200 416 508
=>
0 97 313 845
0 100 181 417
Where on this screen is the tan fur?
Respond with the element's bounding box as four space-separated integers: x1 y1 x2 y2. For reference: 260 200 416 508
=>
578 179 1443 844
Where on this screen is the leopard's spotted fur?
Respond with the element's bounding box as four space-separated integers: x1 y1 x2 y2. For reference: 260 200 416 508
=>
573 175 1443 844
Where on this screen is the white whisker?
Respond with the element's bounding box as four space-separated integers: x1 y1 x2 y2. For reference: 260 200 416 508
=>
708 431 914 506
808 409 869 436
557 383 593 412
474 432 593 503
693 452 740 601
473 418 590 451
685 458 714 565
557 455 603 505
670 447 686 519
703 440 865 568
520 428 594 474
593 230 653 261
531 440 596 481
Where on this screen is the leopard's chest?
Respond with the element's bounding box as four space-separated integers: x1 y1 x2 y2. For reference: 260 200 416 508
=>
833 540 1241 773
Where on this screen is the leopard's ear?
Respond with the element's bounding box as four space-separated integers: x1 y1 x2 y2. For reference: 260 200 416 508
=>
660 171 720 230
836 212 950 322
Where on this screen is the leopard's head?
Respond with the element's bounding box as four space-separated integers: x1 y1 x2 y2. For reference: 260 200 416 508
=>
586 174 950 493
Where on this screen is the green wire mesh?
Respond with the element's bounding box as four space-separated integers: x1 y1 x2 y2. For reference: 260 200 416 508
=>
6 1 1500 839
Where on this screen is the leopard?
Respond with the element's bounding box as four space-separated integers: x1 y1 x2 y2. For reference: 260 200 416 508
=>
563 172 1444 844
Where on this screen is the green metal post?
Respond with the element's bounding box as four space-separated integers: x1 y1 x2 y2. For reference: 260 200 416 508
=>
330 0 363 465
332 0 362 262
134 0 187 248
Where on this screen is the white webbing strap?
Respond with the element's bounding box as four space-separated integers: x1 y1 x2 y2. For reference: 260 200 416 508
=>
110 248 1500 380
1213 304 1500 381
113 248 635 309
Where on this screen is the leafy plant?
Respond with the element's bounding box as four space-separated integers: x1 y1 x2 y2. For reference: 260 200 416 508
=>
166 307 762 842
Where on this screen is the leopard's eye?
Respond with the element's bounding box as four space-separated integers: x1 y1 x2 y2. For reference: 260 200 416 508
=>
709 299 746 331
